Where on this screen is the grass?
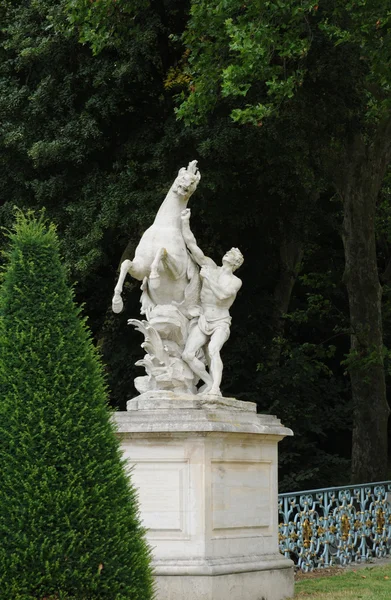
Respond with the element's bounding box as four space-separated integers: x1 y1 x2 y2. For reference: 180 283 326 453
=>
293 565 391 599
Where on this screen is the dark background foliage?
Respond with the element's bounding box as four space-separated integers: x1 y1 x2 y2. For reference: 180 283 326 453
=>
2 0 391 491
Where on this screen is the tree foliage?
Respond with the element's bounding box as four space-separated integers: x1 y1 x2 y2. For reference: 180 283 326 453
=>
177 0 391 483
0 0 186 277
178 0 391 125
3 0 390 489
0 212 153 599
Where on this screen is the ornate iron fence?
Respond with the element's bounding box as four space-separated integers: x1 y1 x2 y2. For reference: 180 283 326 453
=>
278 481 391 571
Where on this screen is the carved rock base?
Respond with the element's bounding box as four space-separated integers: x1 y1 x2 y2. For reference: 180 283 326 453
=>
113 393 294 600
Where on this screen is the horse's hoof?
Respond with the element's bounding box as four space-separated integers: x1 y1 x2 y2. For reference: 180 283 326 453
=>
112 296 124 313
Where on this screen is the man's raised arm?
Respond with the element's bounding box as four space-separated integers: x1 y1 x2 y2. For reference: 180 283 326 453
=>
181 209 213 268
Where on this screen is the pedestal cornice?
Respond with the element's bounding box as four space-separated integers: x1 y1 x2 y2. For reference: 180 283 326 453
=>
113 391 293 439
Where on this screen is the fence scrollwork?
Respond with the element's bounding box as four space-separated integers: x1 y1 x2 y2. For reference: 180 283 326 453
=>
278 481 391 571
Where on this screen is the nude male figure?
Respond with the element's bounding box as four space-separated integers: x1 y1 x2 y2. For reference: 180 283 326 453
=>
180 208 243 396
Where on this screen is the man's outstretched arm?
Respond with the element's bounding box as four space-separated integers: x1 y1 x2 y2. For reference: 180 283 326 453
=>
181 209 214 268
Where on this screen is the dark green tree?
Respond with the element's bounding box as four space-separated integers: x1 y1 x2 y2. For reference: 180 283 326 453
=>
0 0 196 405
0 212 153 599
176 0 391 483
0 0 357 491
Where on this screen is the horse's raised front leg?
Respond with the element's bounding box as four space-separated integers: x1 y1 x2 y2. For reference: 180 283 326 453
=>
161 249 184 279
112 259 132 313
150 248 184 279
149 248 165 281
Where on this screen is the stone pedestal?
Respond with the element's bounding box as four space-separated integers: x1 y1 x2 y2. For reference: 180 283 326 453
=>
113 392 294 600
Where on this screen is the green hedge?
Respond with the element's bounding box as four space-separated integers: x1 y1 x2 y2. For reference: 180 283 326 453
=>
0 213 153 599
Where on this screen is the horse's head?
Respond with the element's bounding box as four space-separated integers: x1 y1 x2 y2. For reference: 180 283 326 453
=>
172 160 201 202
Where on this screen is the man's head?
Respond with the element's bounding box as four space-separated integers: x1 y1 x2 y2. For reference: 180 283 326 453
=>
223 247 244 271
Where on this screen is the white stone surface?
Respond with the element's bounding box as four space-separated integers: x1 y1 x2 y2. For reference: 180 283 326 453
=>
113 394 294 600
180 208 243 396
112 161 204 395
154 564 294 600
111 162 245 396
112 160 201 310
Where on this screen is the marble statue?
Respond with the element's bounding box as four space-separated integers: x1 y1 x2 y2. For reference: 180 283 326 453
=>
181 208 243 396
112 160 201 314
112 161 243 397
112 166 293 600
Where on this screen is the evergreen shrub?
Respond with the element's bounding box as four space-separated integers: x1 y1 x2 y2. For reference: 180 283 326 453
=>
0 212 153 599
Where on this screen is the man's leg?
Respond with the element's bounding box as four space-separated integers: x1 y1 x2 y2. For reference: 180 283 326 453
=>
182 325 211 387
206 328 230 395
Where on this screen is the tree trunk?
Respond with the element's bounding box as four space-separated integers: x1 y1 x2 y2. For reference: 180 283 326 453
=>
268 235 303 368
340 130 391 483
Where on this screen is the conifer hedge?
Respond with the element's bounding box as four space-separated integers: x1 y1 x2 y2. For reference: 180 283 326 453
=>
0 213 153 599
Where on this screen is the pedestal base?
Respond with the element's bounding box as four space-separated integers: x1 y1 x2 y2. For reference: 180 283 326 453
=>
113 392 294 600
155 560 293 600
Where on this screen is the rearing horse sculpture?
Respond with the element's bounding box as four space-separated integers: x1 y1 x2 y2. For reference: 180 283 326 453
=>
112 161 201 314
